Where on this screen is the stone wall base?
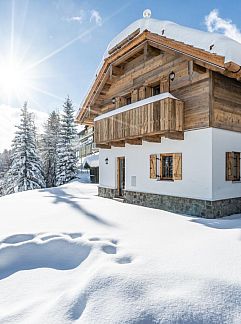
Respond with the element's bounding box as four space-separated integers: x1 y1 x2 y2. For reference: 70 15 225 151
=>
98 186 241 218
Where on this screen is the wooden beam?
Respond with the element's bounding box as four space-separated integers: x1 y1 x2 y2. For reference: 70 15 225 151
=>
224 61 241 73
108 28 141 55
112 65 124 76
147 32 225 67
78 29 241 124
148 40 180 57
112 41 146 66
144 42 148 61
143 135 162 143
109 65 124 81
126 138 142 145
164 132 184 140
96 144 111 149
111 141 125 147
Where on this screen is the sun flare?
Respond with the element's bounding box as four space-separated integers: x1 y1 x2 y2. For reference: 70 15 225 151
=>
0 58 31 98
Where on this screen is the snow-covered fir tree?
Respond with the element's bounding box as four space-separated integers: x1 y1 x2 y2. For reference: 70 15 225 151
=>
56 96 77 186
3 103 45 195
41 110 60 187
0 149 12 196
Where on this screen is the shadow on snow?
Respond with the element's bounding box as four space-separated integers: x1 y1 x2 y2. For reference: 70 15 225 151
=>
40 187 113 227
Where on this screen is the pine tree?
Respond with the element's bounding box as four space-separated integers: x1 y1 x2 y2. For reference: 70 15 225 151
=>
0 149 11 196
56 96 77 186
3 103 45 195
41 110 60 187
0 149 11 177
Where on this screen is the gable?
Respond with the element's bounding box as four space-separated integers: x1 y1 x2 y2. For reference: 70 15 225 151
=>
77 29 241 125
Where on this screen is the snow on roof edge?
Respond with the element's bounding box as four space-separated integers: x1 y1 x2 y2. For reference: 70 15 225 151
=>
83 152 99 168
105 18 241 66
77 16 241 121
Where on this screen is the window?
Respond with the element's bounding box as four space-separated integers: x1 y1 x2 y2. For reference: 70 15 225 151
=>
149 153 182 181
161 155 173 180
226 152 240 181
152 85 160 96
126 96 131 105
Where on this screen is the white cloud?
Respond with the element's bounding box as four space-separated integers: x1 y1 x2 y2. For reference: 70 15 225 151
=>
66 9 85 23
90 10 102 26
0 105 48 152
205 9 241 43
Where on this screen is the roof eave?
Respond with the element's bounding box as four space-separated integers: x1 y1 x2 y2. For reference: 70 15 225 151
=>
77 30 241 124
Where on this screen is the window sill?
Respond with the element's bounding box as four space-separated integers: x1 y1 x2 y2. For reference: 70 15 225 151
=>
157 179 174 182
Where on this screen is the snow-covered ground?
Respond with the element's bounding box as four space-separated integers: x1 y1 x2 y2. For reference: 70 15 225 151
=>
0 181 241 323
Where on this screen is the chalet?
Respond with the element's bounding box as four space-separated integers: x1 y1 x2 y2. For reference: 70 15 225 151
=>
76 11 241 218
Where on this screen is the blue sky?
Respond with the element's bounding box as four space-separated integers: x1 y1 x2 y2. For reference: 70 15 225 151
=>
0 0 241 113
0 0 241 151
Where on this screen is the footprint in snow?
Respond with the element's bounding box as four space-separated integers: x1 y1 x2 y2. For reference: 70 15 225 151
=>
115 256 133 264
0 232 132 280
1 234 36 244
101 244 117 254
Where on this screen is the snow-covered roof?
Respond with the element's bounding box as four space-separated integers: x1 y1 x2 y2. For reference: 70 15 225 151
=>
105 18 241 65
83 153 99 168
76 14 241 123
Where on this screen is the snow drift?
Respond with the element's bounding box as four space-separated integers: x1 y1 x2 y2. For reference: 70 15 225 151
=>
0 181 241 323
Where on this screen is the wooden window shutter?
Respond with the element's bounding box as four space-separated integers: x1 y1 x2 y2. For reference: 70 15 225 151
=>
115 97 121 108
139 86 152 100
173 153 182 180
120 97 126 107
139 86 145 100
131 89 138 103
145 86 152 98
115 97 126 108
160 76 169 93
150 154 157 179
226 152 234 181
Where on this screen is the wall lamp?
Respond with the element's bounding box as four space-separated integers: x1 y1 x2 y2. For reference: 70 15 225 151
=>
169 71 175 82
112 97 116 104
105 157 109 165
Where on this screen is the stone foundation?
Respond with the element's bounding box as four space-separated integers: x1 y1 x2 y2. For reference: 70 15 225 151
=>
98 186 118 199
98 186 241 218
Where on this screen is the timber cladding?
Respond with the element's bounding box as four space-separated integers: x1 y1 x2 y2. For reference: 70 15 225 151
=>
79 32 241 134
212 72 241 132
94 97 184 144
99 52 211 131
77 28 241 125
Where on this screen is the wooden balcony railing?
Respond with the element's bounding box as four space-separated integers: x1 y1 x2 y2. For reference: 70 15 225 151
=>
94 93 184 147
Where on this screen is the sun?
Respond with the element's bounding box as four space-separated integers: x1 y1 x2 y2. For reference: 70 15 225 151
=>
0 57 31 99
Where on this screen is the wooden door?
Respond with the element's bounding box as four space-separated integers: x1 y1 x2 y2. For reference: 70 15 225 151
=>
117 157 125 197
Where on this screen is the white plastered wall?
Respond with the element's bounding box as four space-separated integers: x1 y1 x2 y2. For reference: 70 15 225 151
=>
212 128 241 200
99 128 213 200
99 128 241 201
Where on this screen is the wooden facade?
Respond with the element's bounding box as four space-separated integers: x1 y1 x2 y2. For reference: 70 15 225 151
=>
95 97 184 146
76 29 241 146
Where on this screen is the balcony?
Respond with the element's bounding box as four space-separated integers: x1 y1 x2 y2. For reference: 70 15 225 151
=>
94 93 184 147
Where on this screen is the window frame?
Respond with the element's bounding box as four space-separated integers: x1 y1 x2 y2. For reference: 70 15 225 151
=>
226 151 241 182
160 153 174 180
233 152 240 181
126 95 131 105
152 84 160 96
